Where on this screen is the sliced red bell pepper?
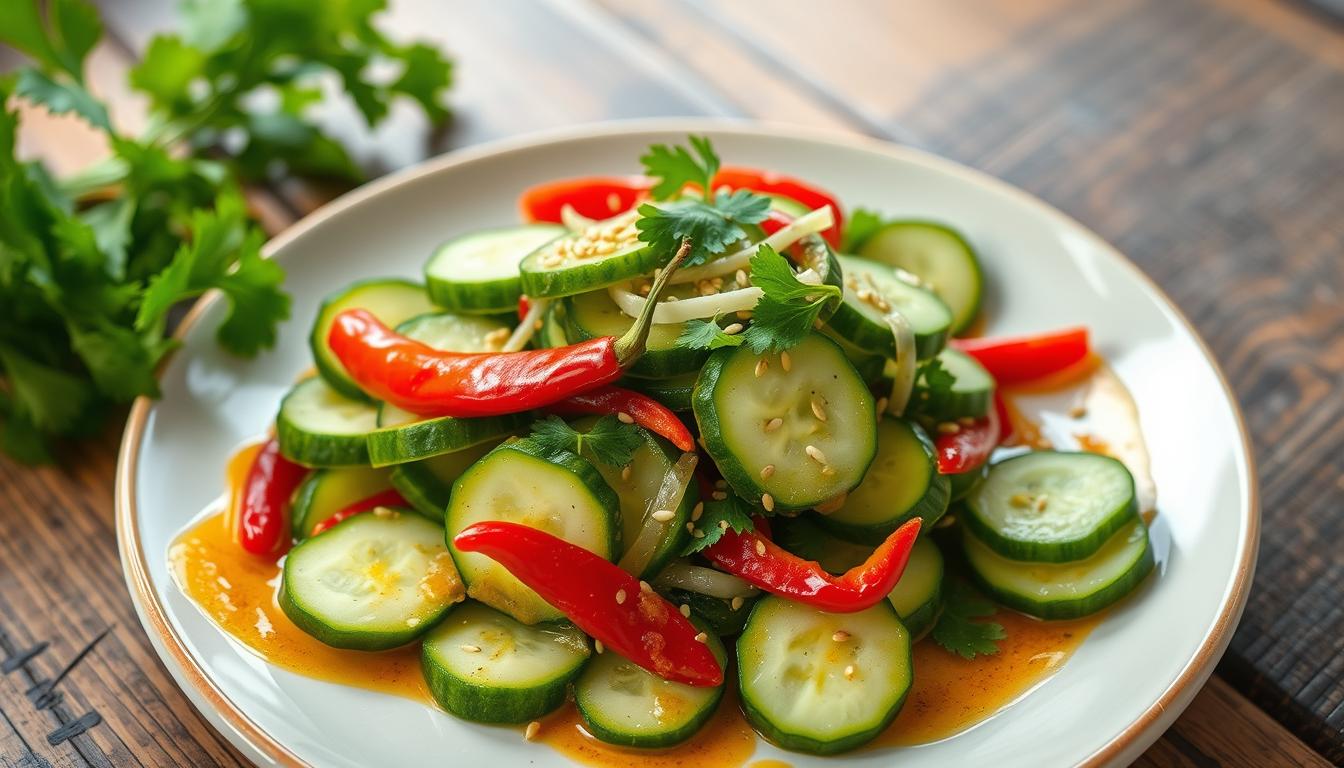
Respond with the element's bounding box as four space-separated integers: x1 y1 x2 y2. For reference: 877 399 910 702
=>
309 489 409 536
934 398 1002 474
712 166 843 248
453 522 722 687
951 327 1089 385
519 176 651 223
237 437 309 556
701 518 921 612
548 385 694 452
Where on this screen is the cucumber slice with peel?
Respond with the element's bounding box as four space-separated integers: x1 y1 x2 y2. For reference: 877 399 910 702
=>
310 279 437 400
826 254 953 360
446 438 621 624
291 466 393 538
930 347 995 419
737 596 912 755
563 286 708 378
694 333 878 512
368 403 529 467
395 311 511 352
964 517 1155 620
855 221 982 335
966 450 1138 562
817 417 949 542
279 510 463 650
425 225 566 312
389 440 500 520
520 211 662 298
277 377 379 467
421 602 590 723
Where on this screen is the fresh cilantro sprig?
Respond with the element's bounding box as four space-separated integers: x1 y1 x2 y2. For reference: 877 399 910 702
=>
0 0 453 462
905 356 959 421
677 315 744 351
682 495 755 556
635 136 770 266
739 245 843 354
530 415 643 468
931 579 1007 659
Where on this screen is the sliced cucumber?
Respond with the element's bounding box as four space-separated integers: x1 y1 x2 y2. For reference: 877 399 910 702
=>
575 625 726 748
421 601 590 723
622 371 698 412
520 212 661 298
538 302 569 348
817 326 888 387
446 438 620 624
694 333 878 512
948 462 989 503
563 287 707 378
310 279 437 400
930 347 995 419
571 418 694 580
855 221 982 335
659 588 756 637
773 517 873 574
826 254 952 360
291 466 393 538
425 225 566 313
966 451 1138 563
276 377 379 467
368 403 529 467
279 511 462 650
738 597 912 755
818 417 949 543
389 440 500 520
964 517 1154 620
395 311 511 352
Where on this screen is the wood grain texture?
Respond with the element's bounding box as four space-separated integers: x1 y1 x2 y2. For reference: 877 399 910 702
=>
2 0 1341 765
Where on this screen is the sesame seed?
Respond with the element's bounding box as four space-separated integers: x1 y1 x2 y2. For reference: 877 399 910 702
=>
712 490 728 500
760 464 775 480
736 310 753 320
692 501 704 521
959 417 976 426
1035 495 1050 512
680 604 691 618
936 422 961 435
780 351 792 372
615 589 627 605
595 640 604 653
723 322 744 335
754 540 767 556
735 269 748 286
755 358 769 378
715 479 727 489
821 465 836 476
640 580 652 594
617 411 634 424
525 721 541 741
652 509 675 522
832 630 851 642
1070 405 1088 419
764 417 784 433
843 665 856 680
1010 493 1032 508
719 519 729 530
621 465 632 481
373 506 396 518
692 529 705 539
811 396 828 422
461 643 481 653
686 522 696 533
694 632 709 644
761 493 775 512
406 616 421 628
805 444 828 465
731 596 744 610
876 397 889 413
607 192 621 211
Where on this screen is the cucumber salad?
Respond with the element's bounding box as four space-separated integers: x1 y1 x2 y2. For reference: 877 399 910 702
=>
229 136 1156 756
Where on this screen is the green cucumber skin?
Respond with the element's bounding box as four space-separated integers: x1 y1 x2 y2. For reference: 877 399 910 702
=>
854 220 983 336
390 462 452 519
366 410 531 467
423 656 576 724
899 595 940 639
662 588 756 637
425 226 567 313
948 463 988 503
621 374 696 412
290 468 393 538
310 278 429 402
933 348 995 419
736 599 911 755
964 451 1139 563
825 297 948 361
520 244 663 298
561 297 708 378
816 421 951 544
276 402 372 468
963 529 1156 620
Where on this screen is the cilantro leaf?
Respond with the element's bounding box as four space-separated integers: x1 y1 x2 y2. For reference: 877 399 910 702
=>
739 244 842 354
906 356 959 420
641 135 719 200
15 68 110 131
932 580 1006 659
842 207 886 252
635 190 769 266
682 495 755 555
677 316 744 351
530 415 644 468
0 345 95 433
0 0 101 80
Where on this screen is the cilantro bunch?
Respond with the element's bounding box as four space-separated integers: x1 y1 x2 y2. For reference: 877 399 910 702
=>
0 0 452 462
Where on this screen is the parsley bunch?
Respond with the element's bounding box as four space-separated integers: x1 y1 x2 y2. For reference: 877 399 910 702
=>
0 0 452 462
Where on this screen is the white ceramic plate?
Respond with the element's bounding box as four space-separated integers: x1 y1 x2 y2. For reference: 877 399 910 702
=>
116 120 1257 768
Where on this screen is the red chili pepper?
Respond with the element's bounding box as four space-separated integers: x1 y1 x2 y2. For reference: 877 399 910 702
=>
702 518 922 612
549 385 694 452
934 399 1002 474
516 295 531 322
238 438 308 556
712 166 843 248
328 243 692 418
309 489 409 537
520 176 651 223
453 522 722 687
951 327 1089 385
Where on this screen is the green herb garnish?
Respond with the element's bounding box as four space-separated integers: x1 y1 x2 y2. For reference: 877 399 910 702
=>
931 580 1007 659
529 415 643 468
682 495 755 556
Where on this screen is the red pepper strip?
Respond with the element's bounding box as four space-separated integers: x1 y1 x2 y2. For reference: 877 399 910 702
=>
519 176 652 223
549 385 694 452
517 295 530 322
328 242 692 418
951 327 1089 385
934 399 1001 474
238 437 309 556
712 166 843 248
454 522 723 687
702 518 922 613
309 489 409 537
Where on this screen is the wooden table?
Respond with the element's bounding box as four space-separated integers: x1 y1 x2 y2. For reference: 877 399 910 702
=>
2 0 1341 765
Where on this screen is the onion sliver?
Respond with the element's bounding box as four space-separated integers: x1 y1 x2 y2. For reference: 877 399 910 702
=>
610 268 823 325
654 560 759 600
502 296 549 352
670 205 835 285
618 452 698 577
559 203 597 231
884 309 917 416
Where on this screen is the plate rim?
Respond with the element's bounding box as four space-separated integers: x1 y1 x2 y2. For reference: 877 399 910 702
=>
114 117 1260 768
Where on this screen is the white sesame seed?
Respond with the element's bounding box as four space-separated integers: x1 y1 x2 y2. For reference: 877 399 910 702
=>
780 351 792 372
736 310 753 320
680 604 691 618
686 521 696 533
764 417 783 433
731 596 744 611
755 358 769 378
617 411 634 424
761 493 775 512
615 589 627 605
805 444 828 465
735 269 748 286
715 479 727 489
525 721 541 741
718 520 729 530
1010 493 1032 508
936 422 961 435
832 630 851 643
692 529 705 539
373 506 396 519
723 322 744 335
811 396 828 422
712 490 728 500
760 464 775 480
1035 495 1050 512
652 509 676 523
595 639 604 654
640 580 652 594
621 465 632 481
876 397 889 414
694 632 709 644
843 665 856 680
754 540 766 556
460 643 481 653
692 501 704 521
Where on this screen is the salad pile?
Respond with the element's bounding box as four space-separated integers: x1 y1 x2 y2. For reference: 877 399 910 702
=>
233 136 1155 755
